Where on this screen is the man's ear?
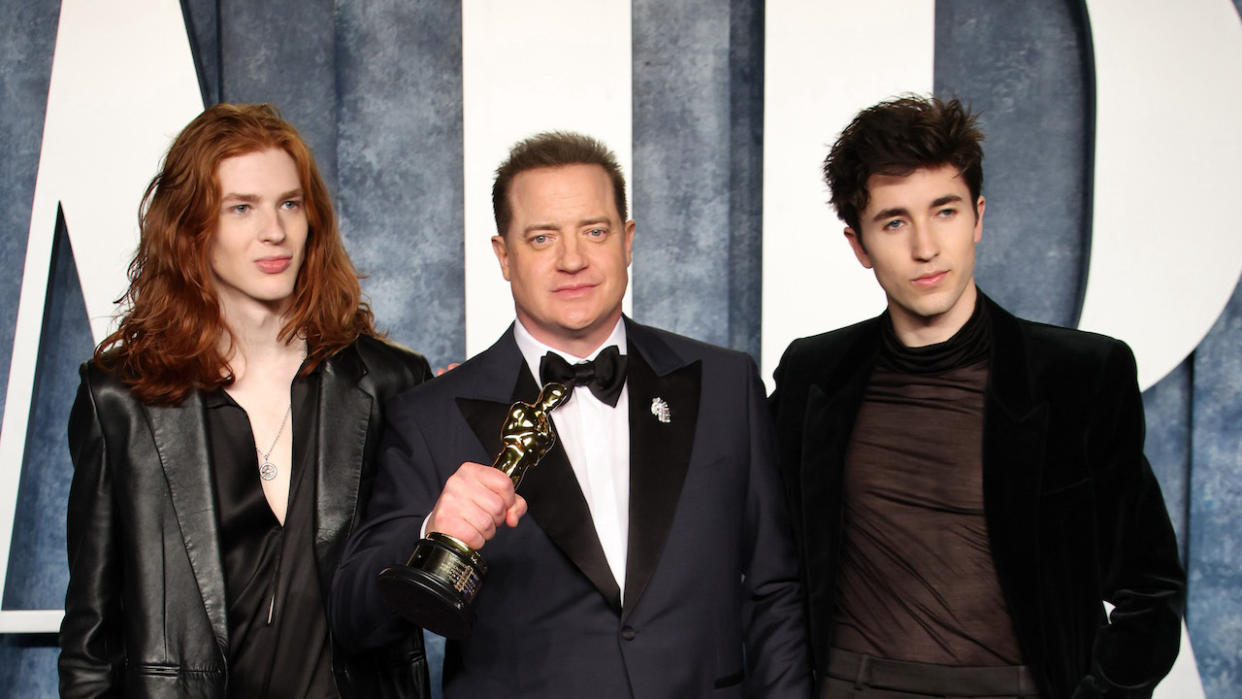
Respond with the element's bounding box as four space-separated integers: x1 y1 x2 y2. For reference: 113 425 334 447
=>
623 220 635 266
491 234 511 281
973 196 986 244
844 227 873 269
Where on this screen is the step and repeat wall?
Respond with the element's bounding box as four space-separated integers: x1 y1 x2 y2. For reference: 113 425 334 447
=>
1 1 1240 696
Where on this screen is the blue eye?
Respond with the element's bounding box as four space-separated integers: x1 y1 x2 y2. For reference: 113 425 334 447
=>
883 219 903 230
586 228 607 238
282 199 302 210
232 204 250 214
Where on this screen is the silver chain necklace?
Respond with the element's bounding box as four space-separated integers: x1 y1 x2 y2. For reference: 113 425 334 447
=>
257 404 292 482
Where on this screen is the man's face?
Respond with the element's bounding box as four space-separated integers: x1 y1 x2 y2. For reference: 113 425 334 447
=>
209 148 308 315
845 164 984 346
492 163 634 356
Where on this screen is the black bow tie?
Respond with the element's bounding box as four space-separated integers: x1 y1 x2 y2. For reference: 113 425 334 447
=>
539 346 628 407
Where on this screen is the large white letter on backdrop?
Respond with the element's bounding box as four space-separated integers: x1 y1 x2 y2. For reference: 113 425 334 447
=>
0 0 203 633
1078 0 1242 392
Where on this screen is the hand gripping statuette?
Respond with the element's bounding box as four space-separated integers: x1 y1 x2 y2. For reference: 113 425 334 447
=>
377 383 569 639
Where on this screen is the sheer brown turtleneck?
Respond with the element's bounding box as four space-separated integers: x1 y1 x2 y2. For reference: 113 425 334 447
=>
830 298 1023 665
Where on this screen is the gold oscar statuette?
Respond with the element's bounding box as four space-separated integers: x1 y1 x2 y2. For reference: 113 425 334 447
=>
376 382 568 639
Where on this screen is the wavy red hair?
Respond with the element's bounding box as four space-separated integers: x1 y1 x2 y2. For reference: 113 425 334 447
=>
96 103 376 404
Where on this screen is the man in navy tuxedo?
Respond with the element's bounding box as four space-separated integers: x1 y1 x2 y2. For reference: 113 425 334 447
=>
333 131 810 698
770 95 1184 699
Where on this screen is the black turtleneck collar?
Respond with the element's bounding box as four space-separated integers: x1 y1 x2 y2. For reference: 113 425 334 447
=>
878 293 991 374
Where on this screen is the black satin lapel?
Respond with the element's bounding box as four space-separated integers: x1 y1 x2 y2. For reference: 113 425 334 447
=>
622 351 701 618
314 365 373 595
146 396 229 650
458 368 622 614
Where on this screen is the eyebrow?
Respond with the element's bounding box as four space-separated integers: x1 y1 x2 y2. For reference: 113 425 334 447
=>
220 188 303 203
871 206 909 223
931 194 964 208
523 222 561 234
522 217 612 234
870 194 965 222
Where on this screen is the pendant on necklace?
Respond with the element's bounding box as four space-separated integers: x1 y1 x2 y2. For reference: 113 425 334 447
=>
259 460 278 481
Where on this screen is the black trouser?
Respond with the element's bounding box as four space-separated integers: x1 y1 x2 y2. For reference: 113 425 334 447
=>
820 648 1039 698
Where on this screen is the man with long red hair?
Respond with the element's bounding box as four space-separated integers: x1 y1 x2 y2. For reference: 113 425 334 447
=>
60 103 431 699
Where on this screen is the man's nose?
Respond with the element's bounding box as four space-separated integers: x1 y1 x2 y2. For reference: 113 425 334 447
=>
910 222 937 261
557 235 587 272
259 208 287 243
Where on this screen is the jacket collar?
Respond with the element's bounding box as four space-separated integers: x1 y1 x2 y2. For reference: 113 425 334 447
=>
978 295 1049 671
313 345 375 596
620 321 700 619
796 317 880 669
146 392 230 652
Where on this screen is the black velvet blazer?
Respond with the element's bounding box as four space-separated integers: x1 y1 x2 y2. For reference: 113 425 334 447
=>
60 335 432 699
770 294 1185 699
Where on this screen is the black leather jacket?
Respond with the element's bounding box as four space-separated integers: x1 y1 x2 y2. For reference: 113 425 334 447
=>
60 335 433 699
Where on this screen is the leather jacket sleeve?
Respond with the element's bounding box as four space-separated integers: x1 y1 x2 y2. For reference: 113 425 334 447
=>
59 365 125 697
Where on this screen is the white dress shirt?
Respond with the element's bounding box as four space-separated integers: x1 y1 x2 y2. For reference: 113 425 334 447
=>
513 319 630 598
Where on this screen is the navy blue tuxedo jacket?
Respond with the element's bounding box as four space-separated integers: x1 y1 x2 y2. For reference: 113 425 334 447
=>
332 318 810 698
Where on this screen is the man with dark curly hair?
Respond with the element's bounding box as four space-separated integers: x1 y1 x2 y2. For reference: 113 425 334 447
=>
771 95 1184 699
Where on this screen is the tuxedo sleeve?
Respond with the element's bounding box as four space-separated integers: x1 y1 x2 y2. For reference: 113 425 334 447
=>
1076 341 1184 697
330 392 442 651
60 366 124 698
739 357 813 698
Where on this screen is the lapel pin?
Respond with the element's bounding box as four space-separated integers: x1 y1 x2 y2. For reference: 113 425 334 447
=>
650 397 671 423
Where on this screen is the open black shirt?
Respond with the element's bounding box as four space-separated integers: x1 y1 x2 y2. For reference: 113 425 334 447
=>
205 371 338 698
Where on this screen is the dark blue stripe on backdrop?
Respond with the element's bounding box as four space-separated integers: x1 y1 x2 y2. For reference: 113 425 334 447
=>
219 0 340 193
934 0 1092 329
1191 278 1242 695
726 0 764 362
5 209 86 612
337 2 465 368
1143 361 1192 561
182 0 221 104
332 4 465 690
632 0 764 363
0 211 88 692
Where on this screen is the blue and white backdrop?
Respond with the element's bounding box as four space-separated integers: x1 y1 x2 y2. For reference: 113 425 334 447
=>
1 1 1240 697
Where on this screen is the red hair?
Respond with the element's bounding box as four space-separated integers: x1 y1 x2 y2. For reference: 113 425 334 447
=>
96 103 376 404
